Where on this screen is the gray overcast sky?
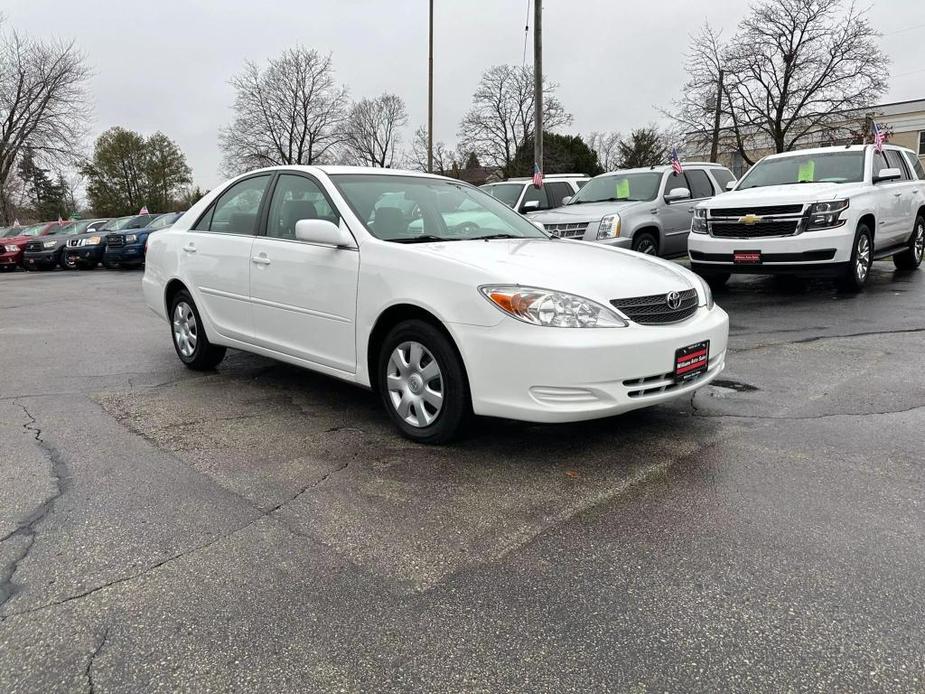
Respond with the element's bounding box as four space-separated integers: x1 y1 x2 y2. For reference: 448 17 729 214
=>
5 0 924 189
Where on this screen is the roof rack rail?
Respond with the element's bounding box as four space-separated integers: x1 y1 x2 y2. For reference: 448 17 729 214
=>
505 173 590 181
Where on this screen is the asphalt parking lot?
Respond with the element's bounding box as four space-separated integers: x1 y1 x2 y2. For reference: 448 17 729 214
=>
1 264 924 692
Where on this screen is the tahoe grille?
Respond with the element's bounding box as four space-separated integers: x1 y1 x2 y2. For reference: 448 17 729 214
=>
25 241 44 252
544 222 587 239
710 204 804 217
610 288 698 324
711 220 799 238
106 235 124 248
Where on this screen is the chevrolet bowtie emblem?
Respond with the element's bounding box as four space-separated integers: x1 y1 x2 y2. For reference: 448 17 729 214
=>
739 214 762 225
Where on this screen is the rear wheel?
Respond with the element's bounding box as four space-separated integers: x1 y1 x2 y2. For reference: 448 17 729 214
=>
377 320 469 444
632 232 659 256
837 224 873 292
893 215 924 271
169 290 226 370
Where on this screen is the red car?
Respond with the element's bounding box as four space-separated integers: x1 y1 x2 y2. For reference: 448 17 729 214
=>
0 222 63 271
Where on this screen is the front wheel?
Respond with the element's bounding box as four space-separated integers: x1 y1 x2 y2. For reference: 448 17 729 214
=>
837 224 873 292
102 259 119 269
631 232 659 256
377 320 470 444
893 215 924 271
170 290 226 370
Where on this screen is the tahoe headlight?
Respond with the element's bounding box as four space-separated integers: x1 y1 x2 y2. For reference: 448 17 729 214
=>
43 240 57 249
691 208 708 234
81 235 102 246
806 199 848 230
124 233 137 243
597 214 621 239
480 285 628 328
4 244 19 252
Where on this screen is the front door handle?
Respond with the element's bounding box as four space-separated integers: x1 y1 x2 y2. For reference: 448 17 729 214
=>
893 192 903 197
182 244 196 253
251 256 271 266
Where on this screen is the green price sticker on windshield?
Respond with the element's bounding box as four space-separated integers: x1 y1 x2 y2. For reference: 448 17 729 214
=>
615 178 630 199
798 160 815 182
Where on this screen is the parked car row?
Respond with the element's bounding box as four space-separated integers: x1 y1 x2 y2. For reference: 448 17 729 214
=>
0 211 185 272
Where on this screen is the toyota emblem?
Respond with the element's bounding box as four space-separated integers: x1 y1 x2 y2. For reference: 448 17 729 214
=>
666 291 682 310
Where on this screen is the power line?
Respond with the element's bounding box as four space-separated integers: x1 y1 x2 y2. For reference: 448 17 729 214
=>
882 22 925 36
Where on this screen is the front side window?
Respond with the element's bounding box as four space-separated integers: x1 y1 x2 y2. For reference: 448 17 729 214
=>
545 181 573 207
737 151 865 189
885 150 911 180
520 184 550 210
480 183 522 208
568 172 662 204
685 169 715 199
710 167 737 190
663 172 689 196
331 175 547 243
194 175 271 235
266 174 340 240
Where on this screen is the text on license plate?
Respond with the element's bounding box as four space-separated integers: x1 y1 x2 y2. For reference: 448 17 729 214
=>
734 251 761 264
675 341 709 381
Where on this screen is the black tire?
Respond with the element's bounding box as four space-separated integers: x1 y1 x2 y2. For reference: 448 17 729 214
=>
76 260 95 270
60 252 76 270
893 215 924 271
631 232 659 256
169 290 226 371
837 223 873 292
102 259 119 269
377 319 470 444
701 271 730 289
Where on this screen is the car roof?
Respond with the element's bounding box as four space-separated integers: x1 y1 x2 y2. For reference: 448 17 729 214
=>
762 144 915 161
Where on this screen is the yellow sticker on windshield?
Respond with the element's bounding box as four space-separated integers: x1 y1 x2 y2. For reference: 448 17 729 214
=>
615 178 630 199
798 160 815 182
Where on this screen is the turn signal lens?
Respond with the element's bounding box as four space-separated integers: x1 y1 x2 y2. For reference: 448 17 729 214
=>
480 286 628 328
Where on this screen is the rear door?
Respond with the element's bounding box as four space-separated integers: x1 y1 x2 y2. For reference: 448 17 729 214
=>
885 149 918 243
249 172 359 373
182 173 272 342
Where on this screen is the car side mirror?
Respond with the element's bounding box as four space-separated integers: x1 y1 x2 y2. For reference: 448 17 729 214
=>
561 195 573 206
521 200 541 212
294 219 355 248
664 187 691 203
873 167 902 184
725 181 737 191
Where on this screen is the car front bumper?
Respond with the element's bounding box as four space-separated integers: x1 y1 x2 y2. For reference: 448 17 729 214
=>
0 249 23 267
104 244 145 264
450 306 729 423
65 245 105 264
687 225 855 273
23 249 59 268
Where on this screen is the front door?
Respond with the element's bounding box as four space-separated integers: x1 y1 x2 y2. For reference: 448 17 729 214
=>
660 171 695 256
249 172 359 373
182 173 272 342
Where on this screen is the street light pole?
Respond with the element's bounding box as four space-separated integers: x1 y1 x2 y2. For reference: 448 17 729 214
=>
533 0 543 179
427 0 434 173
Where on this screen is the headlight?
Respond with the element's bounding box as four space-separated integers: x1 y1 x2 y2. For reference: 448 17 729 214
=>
806 199 848 230
124 234 137 243
81 236 102 246
597 214 621 240
691 208 708 234
480 285 628 328
3 244 19 252
695 275 714 310
43 240 57 249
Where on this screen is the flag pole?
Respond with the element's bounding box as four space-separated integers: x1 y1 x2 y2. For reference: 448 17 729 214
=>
427 0 434 173
533 0 543 184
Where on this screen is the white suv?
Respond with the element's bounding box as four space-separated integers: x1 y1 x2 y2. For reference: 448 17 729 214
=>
480 174 589 215
689 145 925 290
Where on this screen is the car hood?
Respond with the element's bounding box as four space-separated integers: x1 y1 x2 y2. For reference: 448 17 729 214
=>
407 237 697 301
710 183 855 208
530 200 647 225
2 234 30 246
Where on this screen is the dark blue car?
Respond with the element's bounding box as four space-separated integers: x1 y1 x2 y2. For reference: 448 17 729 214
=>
103 211 185 268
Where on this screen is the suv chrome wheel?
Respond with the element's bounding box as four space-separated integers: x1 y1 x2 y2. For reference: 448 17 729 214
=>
173 301 198 358
915 221 924 260
386 341 444 428
855 233 871 282
634 236 657 255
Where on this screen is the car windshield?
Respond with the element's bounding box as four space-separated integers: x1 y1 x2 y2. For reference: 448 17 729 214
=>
568 172 662 203
46 222 76 236
738 151 865 189
102 216 135 232
18 225 45 237
480 183 522 208
148 212 182 230
331 175 548 243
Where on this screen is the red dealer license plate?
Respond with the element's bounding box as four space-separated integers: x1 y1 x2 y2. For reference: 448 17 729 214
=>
675 341 710 382
734 251 761 264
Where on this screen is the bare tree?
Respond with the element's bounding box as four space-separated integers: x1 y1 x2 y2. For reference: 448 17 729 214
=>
458 65 572 178
586 131 622 171
342 93 408 168
672 0 887 165
0 23 91 224
219 47 348 175
405 125 456 174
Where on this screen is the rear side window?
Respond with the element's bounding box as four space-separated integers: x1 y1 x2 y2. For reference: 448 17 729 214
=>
710 167 736 190
903 151 925 180
885 150 911 180
193 175 272 235
684 169 714 199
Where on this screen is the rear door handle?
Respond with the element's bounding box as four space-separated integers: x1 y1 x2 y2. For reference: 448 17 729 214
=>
251 256 271 266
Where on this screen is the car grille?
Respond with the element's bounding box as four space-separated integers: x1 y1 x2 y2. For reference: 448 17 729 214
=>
623 365 712 398
709 204 804 217
610 288 698 324
25 241 44 252
106 234 124 248
543 222 588 239
67 238 80 247
710 220 799 238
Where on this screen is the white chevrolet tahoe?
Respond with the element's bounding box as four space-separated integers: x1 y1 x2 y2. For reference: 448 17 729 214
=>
688 145 925 291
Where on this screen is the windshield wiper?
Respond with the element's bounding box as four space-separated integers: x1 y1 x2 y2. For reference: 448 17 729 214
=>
388 235 455 244
471 233 520 241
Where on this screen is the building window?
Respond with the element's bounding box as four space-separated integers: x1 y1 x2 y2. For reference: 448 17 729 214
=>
919 131 925 156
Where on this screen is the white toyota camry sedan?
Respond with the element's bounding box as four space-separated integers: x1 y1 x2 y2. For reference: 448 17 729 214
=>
143 166 729 443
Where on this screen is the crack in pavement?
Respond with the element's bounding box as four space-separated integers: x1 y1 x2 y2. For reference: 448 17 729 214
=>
265 462 351 515
84 626 109 694
0 403 70 614
730 326 925 353
690 390 925 421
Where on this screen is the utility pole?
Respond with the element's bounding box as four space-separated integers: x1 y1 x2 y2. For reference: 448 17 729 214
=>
427 0 434 173
533 0 543 180
709 68 724 163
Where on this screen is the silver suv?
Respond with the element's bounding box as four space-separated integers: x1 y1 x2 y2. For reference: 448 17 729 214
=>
530 164 735 257
481 174 589 215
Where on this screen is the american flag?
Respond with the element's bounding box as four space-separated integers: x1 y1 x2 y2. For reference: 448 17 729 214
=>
871 121 886 153
532 162 543 188
139 205 149 215
670 147 683 174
